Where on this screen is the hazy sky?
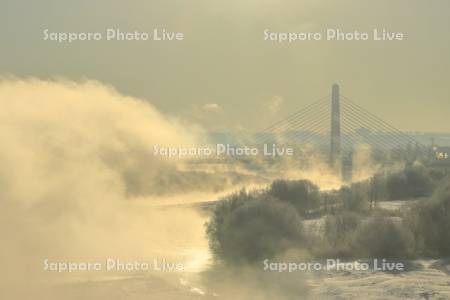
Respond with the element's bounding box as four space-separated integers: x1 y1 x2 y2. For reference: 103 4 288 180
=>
1 0 449 132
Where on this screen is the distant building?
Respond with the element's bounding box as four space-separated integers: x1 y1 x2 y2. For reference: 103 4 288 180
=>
433 146 450 160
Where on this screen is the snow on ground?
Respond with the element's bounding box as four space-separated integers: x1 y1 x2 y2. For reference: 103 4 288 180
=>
46 260 449 300
310 260 450 299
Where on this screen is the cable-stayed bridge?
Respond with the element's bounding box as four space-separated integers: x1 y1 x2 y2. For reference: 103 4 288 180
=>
229 84 432 181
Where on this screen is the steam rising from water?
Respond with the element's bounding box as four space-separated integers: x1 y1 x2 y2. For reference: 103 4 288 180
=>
0 78 214 298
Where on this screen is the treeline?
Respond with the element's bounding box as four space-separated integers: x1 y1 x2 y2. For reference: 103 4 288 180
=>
206 165 450 265
334 165 439 212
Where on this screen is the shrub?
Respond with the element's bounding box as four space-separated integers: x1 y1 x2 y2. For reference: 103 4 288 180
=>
354 216 415 259
321 212 362 258
206 190 305 265
386 166 434 200
268 180 320 216
406 182 450 256
338 183 370 212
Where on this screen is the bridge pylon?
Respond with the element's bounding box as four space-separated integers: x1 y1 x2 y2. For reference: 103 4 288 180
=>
330 84 342 174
